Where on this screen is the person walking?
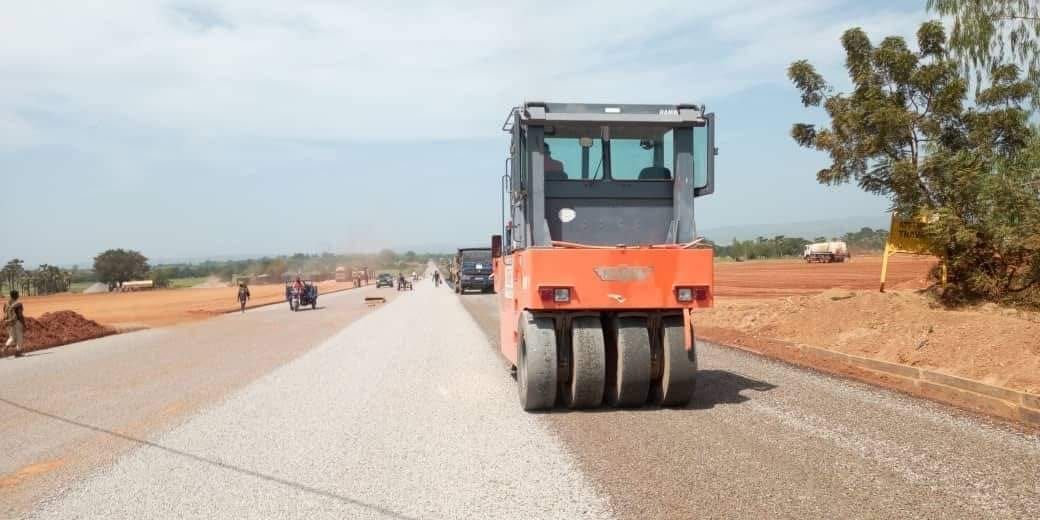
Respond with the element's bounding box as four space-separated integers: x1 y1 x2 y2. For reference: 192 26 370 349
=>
237 283 251 313
432 270 441 287
4 290 26 358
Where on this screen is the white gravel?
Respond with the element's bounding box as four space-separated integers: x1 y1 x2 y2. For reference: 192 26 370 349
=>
31 280 612 520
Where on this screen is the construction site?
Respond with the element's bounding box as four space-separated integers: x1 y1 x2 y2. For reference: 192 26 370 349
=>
4 2 1040 518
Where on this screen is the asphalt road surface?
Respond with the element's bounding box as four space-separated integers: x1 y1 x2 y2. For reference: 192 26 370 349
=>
4 279 1038 519
456 292 1040 520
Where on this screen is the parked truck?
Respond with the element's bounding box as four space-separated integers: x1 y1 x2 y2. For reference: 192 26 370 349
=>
335 266 349 282
452 248 493 294
803 241 849 263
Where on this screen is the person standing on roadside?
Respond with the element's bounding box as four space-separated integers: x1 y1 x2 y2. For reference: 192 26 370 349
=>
4 290 26 357
237 283 251 314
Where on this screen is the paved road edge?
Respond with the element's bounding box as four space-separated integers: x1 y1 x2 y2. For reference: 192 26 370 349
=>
698 327 1040 429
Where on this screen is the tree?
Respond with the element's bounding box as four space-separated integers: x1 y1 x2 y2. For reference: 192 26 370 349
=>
1 259 26 293
24 264 70 296
927 0 1040 104
93 249 150 289
789 22 1040 306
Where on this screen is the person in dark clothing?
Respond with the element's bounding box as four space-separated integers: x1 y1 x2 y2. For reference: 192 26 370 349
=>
237 283 251 313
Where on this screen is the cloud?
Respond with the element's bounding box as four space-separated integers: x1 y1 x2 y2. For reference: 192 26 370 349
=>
0 1 924 144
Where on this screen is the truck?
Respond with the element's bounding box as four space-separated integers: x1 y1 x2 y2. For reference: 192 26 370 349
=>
334 266 349 282
452 248 493 294
803 241 849 263
493 101 716 410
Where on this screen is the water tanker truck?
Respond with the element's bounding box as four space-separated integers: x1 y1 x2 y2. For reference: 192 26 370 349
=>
803 241 849 263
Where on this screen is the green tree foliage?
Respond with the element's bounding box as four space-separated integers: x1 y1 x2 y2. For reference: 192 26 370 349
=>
714 236 811 260
843 227 889 251
26 264 71 295
789 22 1040 306
1 259 26 293
93 249 150 288
927 0 1040 103
149 267 172 289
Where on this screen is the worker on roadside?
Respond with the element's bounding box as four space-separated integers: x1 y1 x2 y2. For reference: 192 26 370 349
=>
237 282 250 314
4 290 26 358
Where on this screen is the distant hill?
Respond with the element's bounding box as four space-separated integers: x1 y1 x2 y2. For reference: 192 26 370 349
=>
700 215 890 243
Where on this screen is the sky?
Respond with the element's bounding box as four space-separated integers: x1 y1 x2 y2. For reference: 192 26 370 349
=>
0 0 930 266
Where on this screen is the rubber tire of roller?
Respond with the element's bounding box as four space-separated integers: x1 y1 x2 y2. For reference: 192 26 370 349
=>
607 316 652 407
566 316 606 409
652 315 697 407
518 311 558 411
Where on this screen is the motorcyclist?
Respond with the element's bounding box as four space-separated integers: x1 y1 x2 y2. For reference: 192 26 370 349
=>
293 277 304 296
432 271 441 287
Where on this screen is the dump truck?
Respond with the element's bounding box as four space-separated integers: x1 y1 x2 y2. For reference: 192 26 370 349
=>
803 241 849 263
452 248 493 294
335 266 349 282
493 101 716 410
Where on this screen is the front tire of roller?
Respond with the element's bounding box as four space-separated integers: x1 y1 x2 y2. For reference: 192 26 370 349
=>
565 316 605 409
606 316 651 407
517 311 558 411
652 315 697 407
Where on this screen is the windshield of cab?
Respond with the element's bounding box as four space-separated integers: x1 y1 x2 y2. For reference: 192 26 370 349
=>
460 252 491 273
543 125 708 186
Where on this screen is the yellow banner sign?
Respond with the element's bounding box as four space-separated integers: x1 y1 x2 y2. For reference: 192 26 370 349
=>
880 213 944 292
887 213 932 254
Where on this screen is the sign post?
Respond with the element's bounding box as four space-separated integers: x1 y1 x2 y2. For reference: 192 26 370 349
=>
881 213 946 292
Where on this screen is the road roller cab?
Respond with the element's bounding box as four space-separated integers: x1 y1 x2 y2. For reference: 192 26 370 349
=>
493 101 717 410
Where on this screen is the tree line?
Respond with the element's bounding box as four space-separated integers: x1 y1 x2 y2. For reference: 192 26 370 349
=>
2 249 452 295
711 227 889 261
1 259 72 296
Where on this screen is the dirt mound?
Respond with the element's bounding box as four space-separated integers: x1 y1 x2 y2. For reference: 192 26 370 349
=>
697 290 1040 393
0 311 115 355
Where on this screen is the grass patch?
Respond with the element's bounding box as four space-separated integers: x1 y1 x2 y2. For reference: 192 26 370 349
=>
68 281 96 293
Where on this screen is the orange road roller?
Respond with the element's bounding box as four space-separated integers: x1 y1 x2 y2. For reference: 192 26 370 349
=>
492 101 717 410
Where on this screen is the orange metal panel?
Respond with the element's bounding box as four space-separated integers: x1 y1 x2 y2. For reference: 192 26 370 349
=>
494 247 714 365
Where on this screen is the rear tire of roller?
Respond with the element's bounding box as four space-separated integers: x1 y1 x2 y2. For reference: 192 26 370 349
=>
518 312 558 411
651 315 697 407
606 316 651 407
565 316 606 409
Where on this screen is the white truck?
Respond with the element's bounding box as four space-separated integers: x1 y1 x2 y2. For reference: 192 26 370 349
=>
803 241 849 263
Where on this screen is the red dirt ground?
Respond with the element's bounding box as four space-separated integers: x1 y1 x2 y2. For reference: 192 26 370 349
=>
713 254 936 298
8 280 362 330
